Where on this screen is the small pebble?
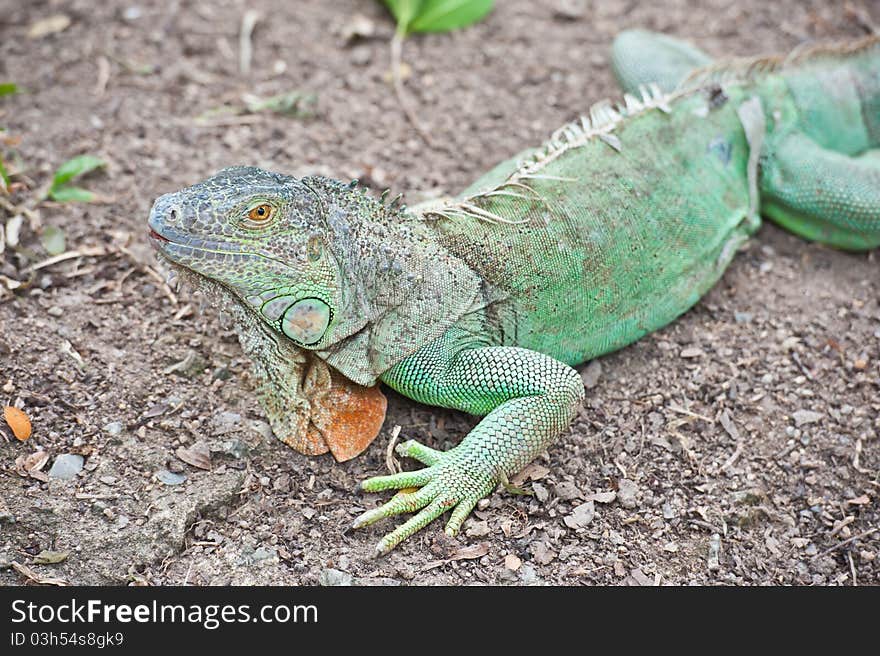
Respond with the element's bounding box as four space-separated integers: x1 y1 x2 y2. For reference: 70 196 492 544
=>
554 481 581 500
48 454 84 480
319 568 353 586
617 479 639 509
156 469 186 485
792 410 823 427
103 421 123 435
563 501 595 529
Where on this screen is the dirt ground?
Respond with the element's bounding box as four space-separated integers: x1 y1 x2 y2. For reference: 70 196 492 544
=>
1 0 878 586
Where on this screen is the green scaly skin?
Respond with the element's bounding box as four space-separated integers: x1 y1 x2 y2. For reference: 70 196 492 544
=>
148 31 880 555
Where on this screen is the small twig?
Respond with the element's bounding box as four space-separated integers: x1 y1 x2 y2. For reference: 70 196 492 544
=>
829 515 856 538
385 425 402 475
95 55 111 95
239 10 260 75
845 2 879 34
853 438 869 474
390 32 435 148
11 561 68 586
720 442 744 472
667 404 714 423
790 351 814 381
21 246 107 273
848 551 857 586
0 196 40 226
814 527 878 558
117 245 178 306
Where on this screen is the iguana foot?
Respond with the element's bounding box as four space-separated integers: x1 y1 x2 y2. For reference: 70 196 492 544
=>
354 439 497 555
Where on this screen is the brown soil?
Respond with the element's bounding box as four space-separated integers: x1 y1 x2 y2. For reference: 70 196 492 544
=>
1 0 878 586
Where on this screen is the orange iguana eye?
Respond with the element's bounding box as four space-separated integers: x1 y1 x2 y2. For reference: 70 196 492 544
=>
248 203 274 222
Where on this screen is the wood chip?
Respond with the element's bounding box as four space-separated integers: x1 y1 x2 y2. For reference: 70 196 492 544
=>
504 553 522 571
28 14 71 39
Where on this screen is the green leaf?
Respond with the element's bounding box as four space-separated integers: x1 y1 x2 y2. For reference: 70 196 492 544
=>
0 156 8 192
49 185 96 203
243 91 318 118
40 225 66 255
51 154 105 188
0 83 18 97
382 0 423 34
33 550 69 565
409 0 493 33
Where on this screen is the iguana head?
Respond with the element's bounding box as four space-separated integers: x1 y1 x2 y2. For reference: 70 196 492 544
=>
147 165 484 459
149 165 483 388
149 166 366 351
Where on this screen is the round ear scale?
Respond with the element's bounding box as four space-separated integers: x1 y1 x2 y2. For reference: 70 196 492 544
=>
281 298 331 345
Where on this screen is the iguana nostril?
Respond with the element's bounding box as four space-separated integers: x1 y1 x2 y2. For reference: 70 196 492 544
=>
169 207 178 223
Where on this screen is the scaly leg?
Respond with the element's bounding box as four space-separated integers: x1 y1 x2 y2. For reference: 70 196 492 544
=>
610 29 713 95
354 328 585 555
761 131 880 250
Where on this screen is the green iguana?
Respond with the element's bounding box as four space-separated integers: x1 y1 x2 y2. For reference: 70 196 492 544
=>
148 31 880 554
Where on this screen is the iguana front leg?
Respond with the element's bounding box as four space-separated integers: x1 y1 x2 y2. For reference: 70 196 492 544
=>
354 328 585 555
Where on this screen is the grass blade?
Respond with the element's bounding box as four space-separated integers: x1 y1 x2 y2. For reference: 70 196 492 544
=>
409 0 493 33
51 155 105 188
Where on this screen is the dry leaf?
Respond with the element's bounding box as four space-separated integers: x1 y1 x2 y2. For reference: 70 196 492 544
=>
4 406 32 441
17 450 50 481
27 14 72 39
510 462 551 486
449 542 490 561
176 442 212 470
24 450 49 472
11 561 68 586
846 495 871 506
33 550 69 565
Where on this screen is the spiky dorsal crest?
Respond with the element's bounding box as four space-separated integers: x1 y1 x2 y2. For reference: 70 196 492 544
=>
680 33 880 89
419 83 679 225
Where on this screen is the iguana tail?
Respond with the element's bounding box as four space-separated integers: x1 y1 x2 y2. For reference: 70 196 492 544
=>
610 29 713 95
758 37 880 249
610 30 880 251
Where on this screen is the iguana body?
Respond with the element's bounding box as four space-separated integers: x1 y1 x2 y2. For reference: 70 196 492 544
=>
148 32 880 554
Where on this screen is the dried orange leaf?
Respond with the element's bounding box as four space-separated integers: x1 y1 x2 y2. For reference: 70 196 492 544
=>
4 406 32 441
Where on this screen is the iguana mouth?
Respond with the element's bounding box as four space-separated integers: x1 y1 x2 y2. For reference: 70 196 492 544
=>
148 229 171 245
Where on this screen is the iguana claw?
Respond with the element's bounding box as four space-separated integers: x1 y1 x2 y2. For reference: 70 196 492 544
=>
354 439 497 555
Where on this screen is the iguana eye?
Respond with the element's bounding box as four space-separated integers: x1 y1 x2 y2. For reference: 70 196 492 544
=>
247 203 275 223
